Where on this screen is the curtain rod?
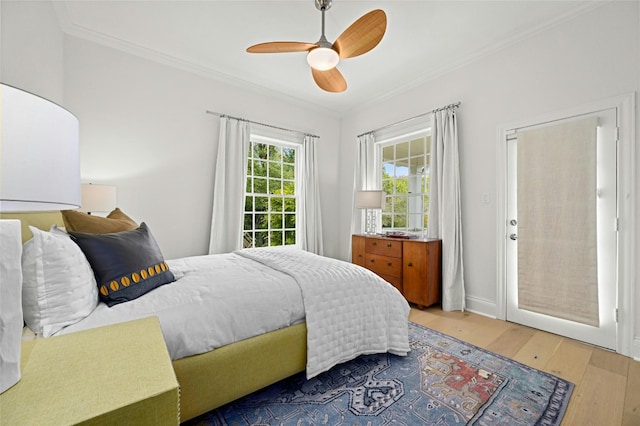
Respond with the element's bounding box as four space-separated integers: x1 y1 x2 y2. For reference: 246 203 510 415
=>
357 101 461 138
206 110 319 139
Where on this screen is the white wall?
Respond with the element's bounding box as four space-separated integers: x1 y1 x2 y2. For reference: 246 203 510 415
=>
339 1 639 352
1 0 64 104
63 36 342 260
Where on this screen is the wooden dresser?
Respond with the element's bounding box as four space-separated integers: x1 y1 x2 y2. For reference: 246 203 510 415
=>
352 234 442 308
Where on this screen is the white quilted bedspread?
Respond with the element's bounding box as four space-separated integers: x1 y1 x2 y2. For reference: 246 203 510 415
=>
236 247 411 378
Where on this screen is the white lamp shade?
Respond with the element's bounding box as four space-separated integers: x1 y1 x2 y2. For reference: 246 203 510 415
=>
0 84 80 394
355 190 386 209
0 84 80 212
80 184 116 213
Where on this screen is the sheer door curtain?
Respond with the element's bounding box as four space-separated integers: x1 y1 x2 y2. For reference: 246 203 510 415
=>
517 117 599 326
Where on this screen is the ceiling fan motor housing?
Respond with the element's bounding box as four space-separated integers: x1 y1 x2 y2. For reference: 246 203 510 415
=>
315 0 332 11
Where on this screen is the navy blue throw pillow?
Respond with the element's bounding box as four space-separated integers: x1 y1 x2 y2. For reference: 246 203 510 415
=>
70 223 175 307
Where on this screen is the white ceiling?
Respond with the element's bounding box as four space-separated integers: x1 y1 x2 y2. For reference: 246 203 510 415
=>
53 0 599 116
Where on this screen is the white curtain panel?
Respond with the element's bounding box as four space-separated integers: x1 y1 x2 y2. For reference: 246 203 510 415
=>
208 117 250 254
351 133 379 237
427 109 465 311
298 136 324 255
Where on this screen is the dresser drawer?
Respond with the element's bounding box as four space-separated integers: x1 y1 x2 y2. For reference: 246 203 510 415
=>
365 238 402 258
352 234 442 310
365 253 402 278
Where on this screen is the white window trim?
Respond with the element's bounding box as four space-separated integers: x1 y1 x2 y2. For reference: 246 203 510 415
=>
376 126 432 234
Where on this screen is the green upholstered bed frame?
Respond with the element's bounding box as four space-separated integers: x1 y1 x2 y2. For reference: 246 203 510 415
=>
1 211 66 243
174 322 306 421
4 211 308 422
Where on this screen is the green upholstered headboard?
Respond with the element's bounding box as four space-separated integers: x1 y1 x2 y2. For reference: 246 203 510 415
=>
0 212 65 243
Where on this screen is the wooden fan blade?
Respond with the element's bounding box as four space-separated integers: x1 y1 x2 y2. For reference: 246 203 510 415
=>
311 67 347 93
333 9 386 59
246 41 317 54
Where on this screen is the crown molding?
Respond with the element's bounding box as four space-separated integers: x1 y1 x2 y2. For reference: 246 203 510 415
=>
51 2 341 118
52 1 610 118
342 1 611 114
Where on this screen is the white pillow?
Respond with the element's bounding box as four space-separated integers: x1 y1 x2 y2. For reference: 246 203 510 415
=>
22 225 98 337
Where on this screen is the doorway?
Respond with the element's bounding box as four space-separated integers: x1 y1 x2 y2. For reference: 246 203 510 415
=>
496 94 635 356
506 110 616 349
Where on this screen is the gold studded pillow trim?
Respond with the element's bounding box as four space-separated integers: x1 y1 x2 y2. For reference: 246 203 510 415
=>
69 223 175 307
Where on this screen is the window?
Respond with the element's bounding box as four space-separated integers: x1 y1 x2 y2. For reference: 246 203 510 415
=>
243 136 297 248
379 130 431 233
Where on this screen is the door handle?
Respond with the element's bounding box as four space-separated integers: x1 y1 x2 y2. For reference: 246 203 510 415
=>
510 233 518 241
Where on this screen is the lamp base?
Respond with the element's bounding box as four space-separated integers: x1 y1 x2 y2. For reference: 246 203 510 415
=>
364 209 378 235
0 220 23 393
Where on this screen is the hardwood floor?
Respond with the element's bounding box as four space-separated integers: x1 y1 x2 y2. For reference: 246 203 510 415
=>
409 306 640 425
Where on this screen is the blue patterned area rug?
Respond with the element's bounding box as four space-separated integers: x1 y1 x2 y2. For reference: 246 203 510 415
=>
185 322 573 426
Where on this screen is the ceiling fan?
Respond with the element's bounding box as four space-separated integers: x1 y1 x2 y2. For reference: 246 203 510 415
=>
246 0 387 93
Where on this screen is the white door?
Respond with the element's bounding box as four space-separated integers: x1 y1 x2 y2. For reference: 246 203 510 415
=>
505 108 617 350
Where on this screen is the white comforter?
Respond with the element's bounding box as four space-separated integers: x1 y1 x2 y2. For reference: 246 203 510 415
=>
236 247 411 378
57 252 305 360
57 247 410 377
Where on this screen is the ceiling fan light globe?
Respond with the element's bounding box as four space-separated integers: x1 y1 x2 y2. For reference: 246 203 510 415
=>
307 47 339 71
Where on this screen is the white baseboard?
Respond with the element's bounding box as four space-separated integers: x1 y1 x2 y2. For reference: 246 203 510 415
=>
465 295 497 319
465 295 640 361
632 337 640 361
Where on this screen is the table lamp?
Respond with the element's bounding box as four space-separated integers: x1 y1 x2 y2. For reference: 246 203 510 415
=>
356 190 386 234
80 183 116 215
0 83 80 393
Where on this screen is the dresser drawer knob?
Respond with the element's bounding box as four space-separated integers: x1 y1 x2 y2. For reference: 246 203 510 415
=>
370 259 375 263
407 262 413 267
387 262 392 267
387 243 392 248
372 242 377 246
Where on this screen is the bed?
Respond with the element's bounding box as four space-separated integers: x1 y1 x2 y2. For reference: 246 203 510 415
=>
5 210 411 422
